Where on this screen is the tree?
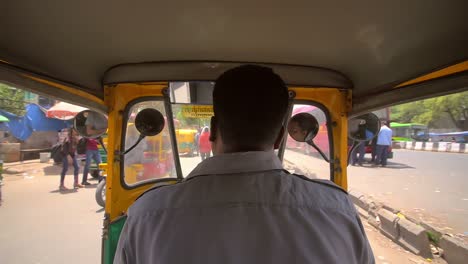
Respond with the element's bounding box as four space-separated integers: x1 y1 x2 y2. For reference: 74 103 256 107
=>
390 91 468 130
431 92 468 130
0 83 26 116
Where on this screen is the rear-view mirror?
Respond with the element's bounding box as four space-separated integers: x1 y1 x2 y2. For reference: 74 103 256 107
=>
74 110 108 138
135 108 165 137
287 113 320 142
348 113 380 142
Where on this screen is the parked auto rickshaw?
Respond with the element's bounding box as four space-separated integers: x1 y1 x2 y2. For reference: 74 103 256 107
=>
1 1 467 263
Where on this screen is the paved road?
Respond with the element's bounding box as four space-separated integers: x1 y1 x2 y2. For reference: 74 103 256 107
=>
285 149 468 236
0 158 435 264
0 161 102 264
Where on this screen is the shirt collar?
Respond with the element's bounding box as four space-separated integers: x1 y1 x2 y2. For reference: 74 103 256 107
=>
187 151 283 178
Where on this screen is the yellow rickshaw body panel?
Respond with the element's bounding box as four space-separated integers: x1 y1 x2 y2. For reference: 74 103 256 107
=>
291 87 350 190
103 82 176 220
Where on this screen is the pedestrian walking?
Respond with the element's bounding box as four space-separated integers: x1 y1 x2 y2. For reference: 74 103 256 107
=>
60 128 83 190
198 127 212 161
374 121 392 167
81 138 102 185
352 123 374 166
370 136 378 162
194 128 201 155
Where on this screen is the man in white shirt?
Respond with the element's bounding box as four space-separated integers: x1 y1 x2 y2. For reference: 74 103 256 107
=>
114 65 375 264
375 121 393 167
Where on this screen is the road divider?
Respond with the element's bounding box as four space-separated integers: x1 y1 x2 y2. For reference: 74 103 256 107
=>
349 189 468 263
414 142 423 150
439 234 468 264
392 141 467 153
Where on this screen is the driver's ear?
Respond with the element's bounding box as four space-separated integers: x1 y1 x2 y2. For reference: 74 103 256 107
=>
209 116 217 142
274 126 285 149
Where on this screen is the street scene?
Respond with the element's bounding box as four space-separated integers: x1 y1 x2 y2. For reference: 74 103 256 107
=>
1 148 466 263
0 151 454 264
0 83 467 263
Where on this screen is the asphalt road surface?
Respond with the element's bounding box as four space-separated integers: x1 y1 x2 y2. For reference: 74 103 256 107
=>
0 161 102 264
0 157 442 264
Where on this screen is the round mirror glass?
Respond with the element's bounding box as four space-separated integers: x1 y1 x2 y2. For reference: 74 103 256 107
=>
134 108 165 136
74 110 108 138
348 113 380 141
287 113 320 142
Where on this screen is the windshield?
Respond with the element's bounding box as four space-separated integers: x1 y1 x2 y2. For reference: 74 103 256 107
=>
121 84 333 185
283 104 331 180
123 100 176 185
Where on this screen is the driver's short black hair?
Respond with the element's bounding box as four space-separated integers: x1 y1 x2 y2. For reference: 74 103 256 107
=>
213 65 289 149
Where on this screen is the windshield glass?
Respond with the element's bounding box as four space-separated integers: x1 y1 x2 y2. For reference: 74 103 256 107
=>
123 100 176 185
283 104 331 180
122 83 333 184
172 104 214 176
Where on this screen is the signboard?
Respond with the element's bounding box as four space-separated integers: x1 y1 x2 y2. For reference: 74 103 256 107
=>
181 105 214 118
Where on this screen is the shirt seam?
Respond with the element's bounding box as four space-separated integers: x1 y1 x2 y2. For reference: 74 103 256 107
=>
185 168 285 180
133 202 355 218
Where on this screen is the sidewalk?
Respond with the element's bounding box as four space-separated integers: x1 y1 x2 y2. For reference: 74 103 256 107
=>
393 141 468 154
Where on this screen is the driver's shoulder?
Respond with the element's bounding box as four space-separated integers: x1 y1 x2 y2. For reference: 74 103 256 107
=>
283 170 347 195
128 180 181 215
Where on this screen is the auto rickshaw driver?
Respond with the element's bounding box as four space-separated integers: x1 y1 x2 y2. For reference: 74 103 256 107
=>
114 65 374 264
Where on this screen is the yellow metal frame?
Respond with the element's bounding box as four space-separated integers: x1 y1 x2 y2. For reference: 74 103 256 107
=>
104 82 178 220
24 75 105 106
396 60 468 88
290 87 351 189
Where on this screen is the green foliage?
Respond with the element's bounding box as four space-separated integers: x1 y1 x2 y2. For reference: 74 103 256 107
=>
391 91 468 130
426 231 441 246
0 83 26 116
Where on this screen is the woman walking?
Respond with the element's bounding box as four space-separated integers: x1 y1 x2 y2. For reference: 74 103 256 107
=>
198 127 212 161
59 128 83 190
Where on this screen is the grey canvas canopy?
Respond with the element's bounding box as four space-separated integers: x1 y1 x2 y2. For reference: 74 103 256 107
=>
1 0 467 114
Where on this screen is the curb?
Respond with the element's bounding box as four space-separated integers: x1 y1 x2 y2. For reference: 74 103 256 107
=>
392 141 467 153
349 190 468 263
439 235 468 264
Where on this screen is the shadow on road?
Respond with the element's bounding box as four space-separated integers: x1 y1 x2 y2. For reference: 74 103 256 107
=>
353 160 415 169
50 188 78 194
43 165 64 176
84 183 99 189
2 168 25 175
384 161 415 169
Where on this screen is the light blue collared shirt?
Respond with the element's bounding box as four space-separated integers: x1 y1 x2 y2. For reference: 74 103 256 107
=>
114 151 374 264
377 125 393 146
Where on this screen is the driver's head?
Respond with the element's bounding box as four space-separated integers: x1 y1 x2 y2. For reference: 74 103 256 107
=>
212 65 289 153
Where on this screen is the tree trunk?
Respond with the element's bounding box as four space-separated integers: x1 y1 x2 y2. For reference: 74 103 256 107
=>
445 109 462 130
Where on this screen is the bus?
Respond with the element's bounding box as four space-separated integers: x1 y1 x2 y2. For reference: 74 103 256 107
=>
428 131 468 143
390 122 429 142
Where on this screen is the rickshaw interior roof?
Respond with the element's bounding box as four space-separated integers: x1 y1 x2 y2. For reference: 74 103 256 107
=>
1 1 467 114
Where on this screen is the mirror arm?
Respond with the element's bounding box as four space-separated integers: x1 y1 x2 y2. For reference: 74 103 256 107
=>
122 135 145 155
97 137 107 154
306 140 331 163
